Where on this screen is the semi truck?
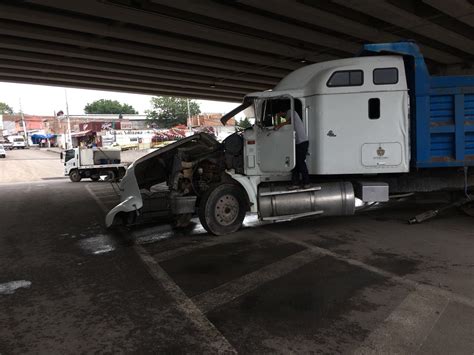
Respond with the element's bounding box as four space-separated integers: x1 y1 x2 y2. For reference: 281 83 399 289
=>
62 147 127 182
105 41 474 235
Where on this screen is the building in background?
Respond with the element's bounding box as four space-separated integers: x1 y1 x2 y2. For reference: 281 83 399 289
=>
188 113 236 141
0 112 237 149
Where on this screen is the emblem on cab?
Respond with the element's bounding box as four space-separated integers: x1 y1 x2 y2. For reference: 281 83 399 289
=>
377 146 385 157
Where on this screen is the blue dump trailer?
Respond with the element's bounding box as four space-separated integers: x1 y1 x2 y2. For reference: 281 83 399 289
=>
361 42 474 168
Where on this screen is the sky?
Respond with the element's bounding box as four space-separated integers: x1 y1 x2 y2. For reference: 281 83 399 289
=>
0 81 242 117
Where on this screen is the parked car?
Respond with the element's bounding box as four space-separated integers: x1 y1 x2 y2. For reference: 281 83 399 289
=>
0 144 7 158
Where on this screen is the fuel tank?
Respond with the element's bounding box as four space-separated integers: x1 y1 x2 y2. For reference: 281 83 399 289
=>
258 182 355 220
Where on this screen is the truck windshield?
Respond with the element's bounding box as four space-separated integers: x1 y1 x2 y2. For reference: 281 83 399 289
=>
65 149 75 162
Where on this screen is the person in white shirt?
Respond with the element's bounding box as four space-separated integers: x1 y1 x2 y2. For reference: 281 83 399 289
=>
275 110 310 189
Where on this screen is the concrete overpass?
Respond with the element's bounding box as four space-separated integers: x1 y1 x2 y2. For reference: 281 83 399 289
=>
0 0 473 102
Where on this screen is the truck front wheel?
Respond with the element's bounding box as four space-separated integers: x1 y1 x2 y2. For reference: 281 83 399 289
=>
198 183 247 235
69 169 82 182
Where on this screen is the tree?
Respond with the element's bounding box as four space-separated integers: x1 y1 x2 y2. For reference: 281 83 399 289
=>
0 102 13 114
84 99 138 114
237 117 252 130
146 97 200 128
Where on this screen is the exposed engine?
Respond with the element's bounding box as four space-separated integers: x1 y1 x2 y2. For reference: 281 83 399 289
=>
128 133 244 226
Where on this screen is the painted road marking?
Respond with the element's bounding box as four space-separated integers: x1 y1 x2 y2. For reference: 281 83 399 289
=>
354 290 449 354
85 184 110 214
192 248 322 314
152 232 260 262
261 227 474 309
86 183 237 354
134 245 237 354
0 280 32 295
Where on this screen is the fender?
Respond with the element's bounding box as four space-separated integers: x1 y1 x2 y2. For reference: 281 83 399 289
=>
225 170 260 213
105 165 143 227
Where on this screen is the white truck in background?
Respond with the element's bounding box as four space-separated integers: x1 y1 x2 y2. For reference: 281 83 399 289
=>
7 135 26 149
62 147 127 182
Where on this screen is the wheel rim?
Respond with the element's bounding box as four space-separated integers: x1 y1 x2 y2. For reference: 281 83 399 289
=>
214 194 239 226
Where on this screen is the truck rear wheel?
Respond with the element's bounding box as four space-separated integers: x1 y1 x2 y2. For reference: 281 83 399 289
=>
104 170 116 182
198 183 247 235
69 169 82 182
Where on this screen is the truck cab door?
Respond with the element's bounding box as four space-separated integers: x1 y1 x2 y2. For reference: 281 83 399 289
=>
64 149 77 174
256 96 295 173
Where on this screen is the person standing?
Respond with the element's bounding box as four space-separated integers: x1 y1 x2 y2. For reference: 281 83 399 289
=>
275 110 310 189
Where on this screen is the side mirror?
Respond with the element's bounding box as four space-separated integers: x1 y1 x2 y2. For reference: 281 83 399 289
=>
60 152 63 160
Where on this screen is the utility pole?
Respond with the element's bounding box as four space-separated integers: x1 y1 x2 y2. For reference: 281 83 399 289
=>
187 98 191 131
64 89 72 148
19 98 29 147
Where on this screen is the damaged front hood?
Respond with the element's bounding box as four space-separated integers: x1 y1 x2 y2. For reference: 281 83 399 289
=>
132 133 220 190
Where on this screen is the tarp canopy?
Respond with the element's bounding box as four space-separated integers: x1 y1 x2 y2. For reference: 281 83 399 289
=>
31 133 56 144
31 133 56 139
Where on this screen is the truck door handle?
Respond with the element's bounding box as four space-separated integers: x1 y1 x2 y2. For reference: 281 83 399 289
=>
285 156 290 166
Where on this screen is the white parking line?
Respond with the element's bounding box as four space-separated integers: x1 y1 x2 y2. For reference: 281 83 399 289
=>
134 245 237 354
85 184 110 213
85 183 237 354
192 248 322 314
261 227 474 309
152 232 263 262
354 290 449 354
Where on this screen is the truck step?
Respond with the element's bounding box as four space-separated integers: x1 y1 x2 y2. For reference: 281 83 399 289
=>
259 186 321 197
261 210 323 221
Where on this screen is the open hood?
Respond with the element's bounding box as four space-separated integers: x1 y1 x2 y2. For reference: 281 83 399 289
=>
220 99 252 125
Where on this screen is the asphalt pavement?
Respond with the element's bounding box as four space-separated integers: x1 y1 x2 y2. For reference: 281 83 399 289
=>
0 154 473 353
0 148 64 183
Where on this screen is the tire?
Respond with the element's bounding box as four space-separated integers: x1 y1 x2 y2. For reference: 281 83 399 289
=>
104 169 117 182
172 213 193 229
198 183 247 236
117 167 126 181
90 175 100 182
69 169 82 182
122 211 136 226
460 201 474 217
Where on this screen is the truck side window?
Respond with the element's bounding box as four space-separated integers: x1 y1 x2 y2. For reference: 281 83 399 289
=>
373 68 398 85
327 70 363 87
261 98 292 127
368 98 380 119
65 149 75 162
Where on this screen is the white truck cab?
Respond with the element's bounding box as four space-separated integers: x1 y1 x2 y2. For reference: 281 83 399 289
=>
235 55 409 177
